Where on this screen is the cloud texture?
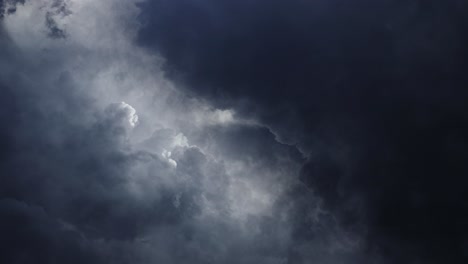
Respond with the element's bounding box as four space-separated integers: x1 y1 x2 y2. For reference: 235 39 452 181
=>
1 1 468 264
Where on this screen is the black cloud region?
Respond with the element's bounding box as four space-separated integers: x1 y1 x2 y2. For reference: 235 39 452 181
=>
137 0 468 263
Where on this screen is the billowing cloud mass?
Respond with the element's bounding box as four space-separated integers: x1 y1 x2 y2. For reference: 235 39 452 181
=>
1 1 467 264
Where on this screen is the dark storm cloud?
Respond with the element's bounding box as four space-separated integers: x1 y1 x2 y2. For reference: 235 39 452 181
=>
2 0 468 263
0 0 25 18
192 124 304 169
0 67 199 239
0 22 202 262
0 17 309 263
0 199 101 264
0 75 200 261
45 0 71 39
2 0 69 38
138 0 468 263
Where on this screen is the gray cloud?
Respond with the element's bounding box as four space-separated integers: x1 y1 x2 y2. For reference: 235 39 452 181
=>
4 1 467 263
0 198 101 264
136 0 468 263
0 2 351 263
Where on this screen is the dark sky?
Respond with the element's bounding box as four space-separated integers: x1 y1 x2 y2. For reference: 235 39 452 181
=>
1 1 468 263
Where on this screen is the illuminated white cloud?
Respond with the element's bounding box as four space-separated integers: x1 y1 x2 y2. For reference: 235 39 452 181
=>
104 101 139 133
119 101 139 127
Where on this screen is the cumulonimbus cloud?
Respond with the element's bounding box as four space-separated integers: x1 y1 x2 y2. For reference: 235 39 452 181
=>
0 1 353 264
2 1 467 264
